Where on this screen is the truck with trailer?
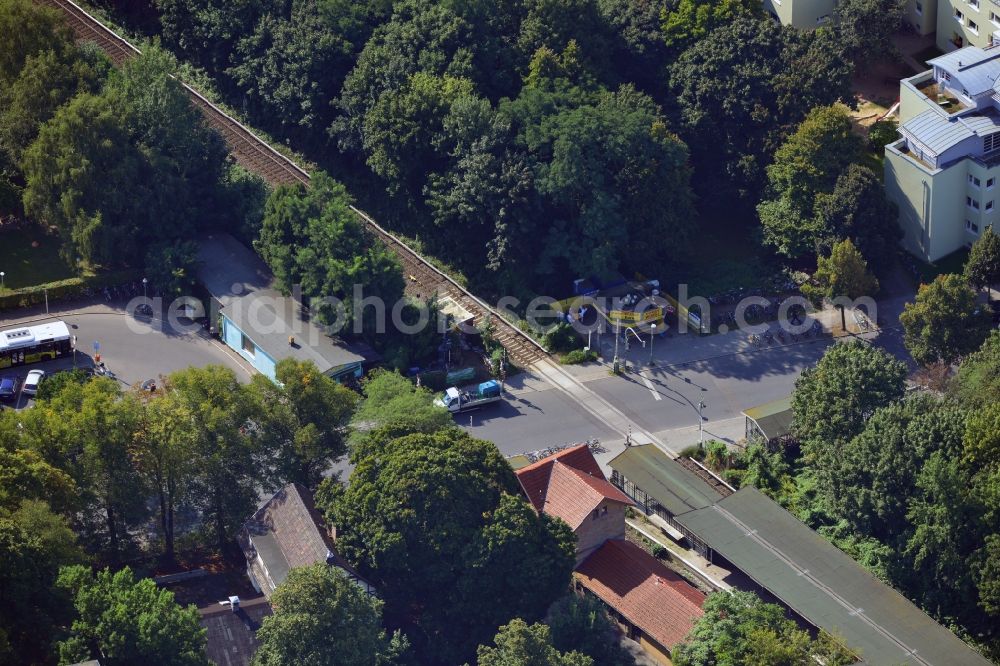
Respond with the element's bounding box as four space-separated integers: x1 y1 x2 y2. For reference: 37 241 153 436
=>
434 379 503 413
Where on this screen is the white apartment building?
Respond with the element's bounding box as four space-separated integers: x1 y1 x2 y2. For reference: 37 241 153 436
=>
936 0 1000 51
885 45 1000 260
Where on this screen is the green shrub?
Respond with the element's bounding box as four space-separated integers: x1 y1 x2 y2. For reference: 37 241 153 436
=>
679 444 704 460
418 370 447 392
0 269 140 311
543 322 582 353
35 368 91 402
560 348 597 365
652 545 668 559
868 118 898 150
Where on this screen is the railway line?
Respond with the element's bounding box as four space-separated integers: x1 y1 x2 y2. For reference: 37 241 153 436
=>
35 0 549 367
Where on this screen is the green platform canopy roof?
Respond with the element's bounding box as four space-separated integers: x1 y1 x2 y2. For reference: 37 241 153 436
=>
675 487 993 666
743 396 794 440
608 445 723 516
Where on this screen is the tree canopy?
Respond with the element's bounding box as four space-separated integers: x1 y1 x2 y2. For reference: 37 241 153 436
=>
964 226 1000 291
477 619 593 666
256 171 404 334
252 563 405 666
802 238 879 303
57 565 209 666
758 104 863 258
792 340 907 489
326 427 574 664
900 273 993 365
673 591 855 666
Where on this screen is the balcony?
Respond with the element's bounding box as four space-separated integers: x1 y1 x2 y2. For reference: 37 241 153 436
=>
915 78 969 112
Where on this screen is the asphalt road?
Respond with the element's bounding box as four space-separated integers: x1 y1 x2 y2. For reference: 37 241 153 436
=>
0 310 252 411
459 328 908 457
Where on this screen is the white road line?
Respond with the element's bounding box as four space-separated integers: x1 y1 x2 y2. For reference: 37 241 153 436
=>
640 372 661 401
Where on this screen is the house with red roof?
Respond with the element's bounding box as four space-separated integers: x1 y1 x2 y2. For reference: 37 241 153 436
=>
514 445 706 666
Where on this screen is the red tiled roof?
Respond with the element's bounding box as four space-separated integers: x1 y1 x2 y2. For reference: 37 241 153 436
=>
516 445 604 510
574 539 705 651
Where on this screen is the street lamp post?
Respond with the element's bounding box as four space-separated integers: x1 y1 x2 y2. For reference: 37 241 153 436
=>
649 323 656 365
142 277 148 300
0 271 5 289
698 400 706 447
613 317 621 373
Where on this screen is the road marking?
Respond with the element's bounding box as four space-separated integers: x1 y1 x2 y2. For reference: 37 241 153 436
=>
641 372 661 401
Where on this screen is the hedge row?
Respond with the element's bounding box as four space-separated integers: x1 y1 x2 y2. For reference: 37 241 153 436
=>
0 269 141 311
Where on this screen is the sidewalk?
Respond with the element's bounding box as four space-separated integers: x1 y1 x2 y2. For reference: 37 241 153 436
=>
563 304 886 382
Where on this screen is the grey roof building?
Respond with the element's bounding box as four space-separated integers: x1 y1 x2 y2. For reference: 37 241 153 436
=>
238 483 375 600
198 234 366 383
610 445 993 666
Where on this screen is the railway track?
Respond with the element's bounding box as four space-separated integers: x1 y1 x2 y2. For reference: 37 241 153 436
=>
35 0 549 367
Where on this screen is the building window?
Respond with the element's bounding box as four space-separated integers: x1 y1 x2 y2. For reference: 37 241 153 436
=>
985 132 1000 152
971 175 982 187
241 333 255 356
968 220 981 233
970 0 980 9
916 1 923 14
969 19 980 33
992 10 1000 25
968 196 981 209
956 8 965 21
988 200 995 211
601 505 609 516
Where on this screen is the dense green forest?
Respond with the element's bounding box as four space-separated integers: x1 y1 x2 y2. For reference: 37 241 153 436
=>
78 0 902 299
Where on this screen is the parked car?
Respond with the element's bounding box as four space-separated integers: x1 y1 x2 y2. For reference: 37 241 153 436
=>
0 376 18 402
22 369 45 396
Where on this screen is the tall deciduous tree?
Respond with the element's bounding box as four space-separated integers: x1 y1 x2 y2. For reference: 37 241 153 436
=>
547 593 635 666
802 239 879 304
249 358 358 488
57 565 209 666
350 369 452 444
660 0 758 53
900 273 993 366
759 105 863 257
166 365 273 553
229 0 357 140
21 92 147 267
813 164 901 269
954 330 1000 407
255 171 404 335
134 394 199 563
792 340 906 488
834 0 906 67
830 396 965 543
964 225 1000 291
252 563 406 666
0 0 70 86
674 591 854 666
0 44 108 164
0 502 83 664
478 619 593 666
669 18 852 209
327 428 574 664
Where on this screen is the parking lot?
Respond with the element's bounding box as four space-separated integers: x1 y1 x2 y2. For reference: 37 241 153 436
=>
0 303 255 410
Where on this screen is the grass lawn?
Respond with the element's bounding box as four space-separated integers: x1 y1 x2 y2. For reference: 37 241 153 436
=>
0 227 76 290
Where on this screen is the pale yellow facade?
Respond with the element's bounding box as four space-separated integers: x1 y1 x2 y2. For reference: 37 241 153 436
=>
905 0 939 34
762 0 837 28
936 0 999 50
